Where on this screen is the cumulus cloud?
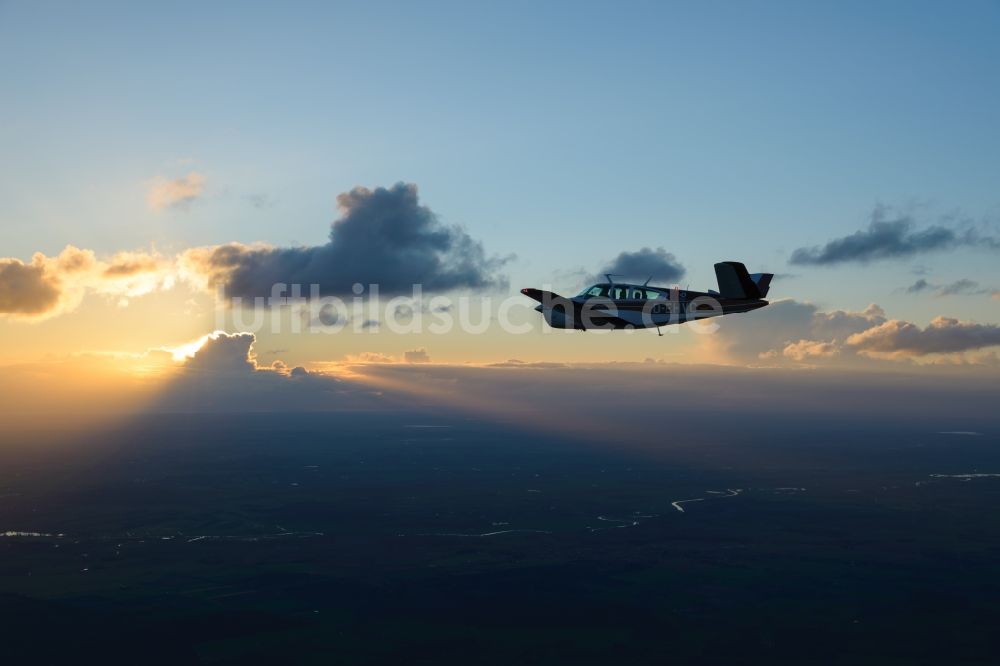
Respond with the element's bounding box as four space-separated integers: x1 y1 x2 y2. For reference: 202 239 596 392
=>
403 348 431 364
148 172 206 211
591 247 685 284
846 317 1000 358
705 298 886 364
810 303 887 341
0 254 63 316
779 339 840 362
790 207 999 265
3 183 506 321
182 331 259 374
0 246 172 320
905 278 993 297
149 331 384 411
707 297 1000 364
180 183 508 299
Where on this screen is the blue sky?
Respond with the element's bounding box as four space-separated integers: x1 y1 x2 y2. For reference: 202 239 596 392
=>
1 0 999 363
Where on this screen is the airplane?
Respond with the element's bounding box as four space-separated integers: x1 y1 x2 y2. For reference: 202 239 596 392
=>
520 261 773 334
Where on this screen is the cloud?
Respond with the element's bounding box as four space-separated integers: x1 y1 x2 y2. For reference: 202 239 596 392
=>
591 247 685 284
937 280 984 296
486 359 568 368
149 331 384 411
0 254 63 316
403 348 431 364
905 278 993 297
180 183 508 298
704 298 886 364
846 317 1000 357
340 348 431 364
0 246 172 320
102 252 163 277
789 207 999 265
811 303 887 341
347 351 396 363
4 183 506 321
148 172 206 211
182 331 259 374
706 301 1000 364
5 349 998 435
779 339 840 362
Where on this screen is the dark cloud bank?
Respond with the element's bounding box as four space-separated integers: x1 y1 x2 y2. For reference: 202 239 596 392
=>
186 183 509 298
790 208 1000 266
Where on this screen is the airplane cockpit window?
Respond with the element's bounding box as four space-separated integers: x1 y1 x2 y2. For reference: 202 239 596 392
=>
646 290 666 299
577 285 609 298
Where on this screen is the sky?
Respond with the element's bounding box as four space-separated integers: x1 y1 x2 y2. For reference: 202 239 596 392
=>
1 0 999 418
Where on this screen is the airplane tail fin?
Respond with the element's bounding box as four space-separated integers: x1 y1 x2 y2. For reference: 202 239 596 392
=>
748 272 773 298
714 262 772 299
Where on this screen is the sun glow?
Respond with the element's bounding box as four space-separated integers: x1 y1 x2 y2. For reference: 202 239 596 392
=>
166 330 230 361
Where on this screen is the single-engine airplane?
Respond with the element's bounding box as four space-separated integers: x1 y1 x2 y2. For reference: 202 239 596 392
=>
521 261 772 334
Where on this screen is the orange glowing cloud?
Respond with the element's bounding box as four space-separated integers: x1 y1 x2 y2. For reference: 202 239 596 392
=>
0 245 173 321
846 316 1000 359
147 171 205 211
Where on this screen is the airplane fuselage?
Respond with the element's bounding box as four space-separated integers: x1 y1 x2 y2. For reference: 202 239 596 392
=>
522 285 767 330
522 262 774 331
